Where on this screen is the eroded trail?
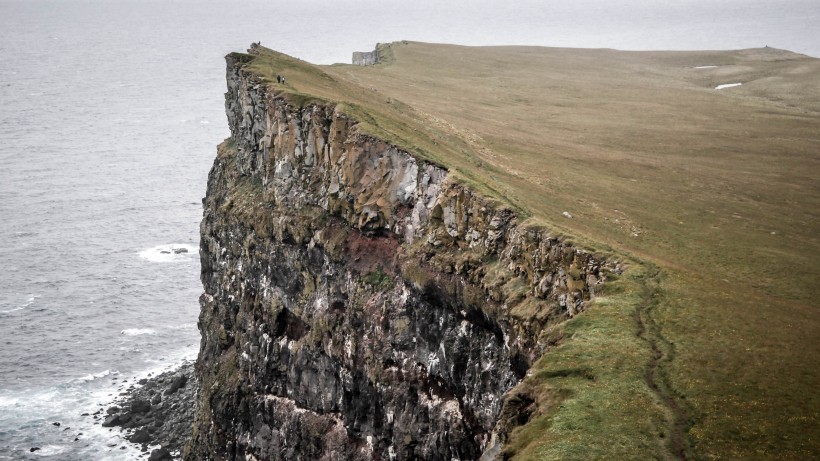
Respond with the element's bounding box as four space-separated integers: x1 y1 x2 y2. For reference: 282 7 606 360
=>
635 269 690 461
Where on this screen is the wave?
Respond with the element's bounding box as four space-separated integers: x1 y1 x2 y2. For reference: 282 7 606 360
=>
0 387 59 410
75 369 113 382
120 328 156 336
30 445 67 456
0 346 198 460
0 394 19 407
137 243 198 263
0 294 38 314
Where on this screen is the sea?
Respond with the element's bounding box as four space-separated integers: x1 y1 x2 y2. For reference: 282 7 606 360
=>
0 0 817 459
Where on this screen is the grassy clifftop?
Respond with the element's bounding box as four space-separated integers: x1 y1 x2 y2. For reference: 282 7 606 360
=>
236 43 820 459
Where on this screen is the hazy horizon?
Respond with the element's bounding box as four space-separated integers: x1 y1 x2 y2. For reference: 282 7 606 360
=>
1 0 818 64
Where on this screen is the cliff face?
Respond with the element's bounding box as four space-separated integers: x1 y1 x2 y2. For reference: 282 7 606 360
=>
186 50 615 461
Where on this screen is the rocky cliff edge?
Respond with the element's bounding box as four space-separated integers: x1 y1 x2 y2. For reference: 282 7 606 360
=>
185 45 619 461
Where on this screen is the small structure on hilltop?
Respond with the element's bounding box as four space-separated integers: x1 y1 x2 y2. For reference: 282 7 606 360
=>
352 44 381 66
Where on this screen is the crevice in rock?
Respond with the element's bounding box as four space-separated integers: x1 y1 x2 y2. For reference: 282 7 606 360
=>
273 308 310 341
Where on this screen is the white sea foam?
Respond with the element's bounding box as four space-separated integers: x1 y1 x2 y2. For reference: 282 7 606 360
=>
137 243 198 262
120 328 157 336
78 424 156 461
31 445 67 456
715 83 743 90
0 380 151 460
62 349 197 460
694 65 719 69
76 369 112 382
0 395 20 407
1 295 38 314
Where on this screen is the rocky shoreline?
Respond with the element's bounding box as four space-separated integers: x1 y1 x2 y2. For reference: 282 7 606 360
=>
94 362 197 460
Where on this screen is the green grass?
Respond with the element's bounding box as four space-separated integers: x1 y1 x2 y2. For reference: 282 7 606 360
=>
236 43 820 459
362 265 394 291
503 266 671 460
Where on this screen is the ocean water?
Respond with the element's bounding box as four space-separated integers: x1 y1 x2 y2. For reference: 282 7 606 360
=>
0 0 817 459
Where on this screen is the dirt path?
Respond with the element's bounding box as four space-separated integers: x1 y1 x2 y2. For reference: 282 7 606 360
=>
634 269 690 461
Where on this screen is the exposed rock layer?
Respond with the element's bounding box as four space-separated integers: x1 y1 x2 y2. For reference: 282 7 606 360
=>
186 49 615 461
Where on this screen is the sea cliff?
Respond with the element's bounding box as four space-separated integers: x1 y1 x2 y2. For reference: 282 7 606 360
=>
185 46 616 460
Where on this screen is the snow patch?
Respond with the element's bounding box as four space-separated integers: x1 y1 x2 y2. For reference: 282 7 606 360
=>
715 83 742 90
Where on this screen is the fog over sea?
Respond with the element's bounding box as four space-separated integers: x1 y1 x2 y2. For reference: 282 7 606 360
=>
0 0 817 458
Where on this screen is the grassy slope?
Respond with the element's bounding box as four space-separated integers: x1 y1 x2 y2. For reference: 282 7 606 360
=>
240 43 820 460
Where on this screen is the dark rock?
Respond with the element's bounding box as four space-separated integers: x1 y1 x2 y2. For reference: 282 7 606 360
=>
173 248 188 254
164 374 187 395
138 378 148 385
101 414 121 427
147 448 172 461
81 413 89 416
130 428 151 444
100 362 196 457
30 447 40 452
52 422 60 427
131 398 151 414
121 417 141 429
106 406 119 415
